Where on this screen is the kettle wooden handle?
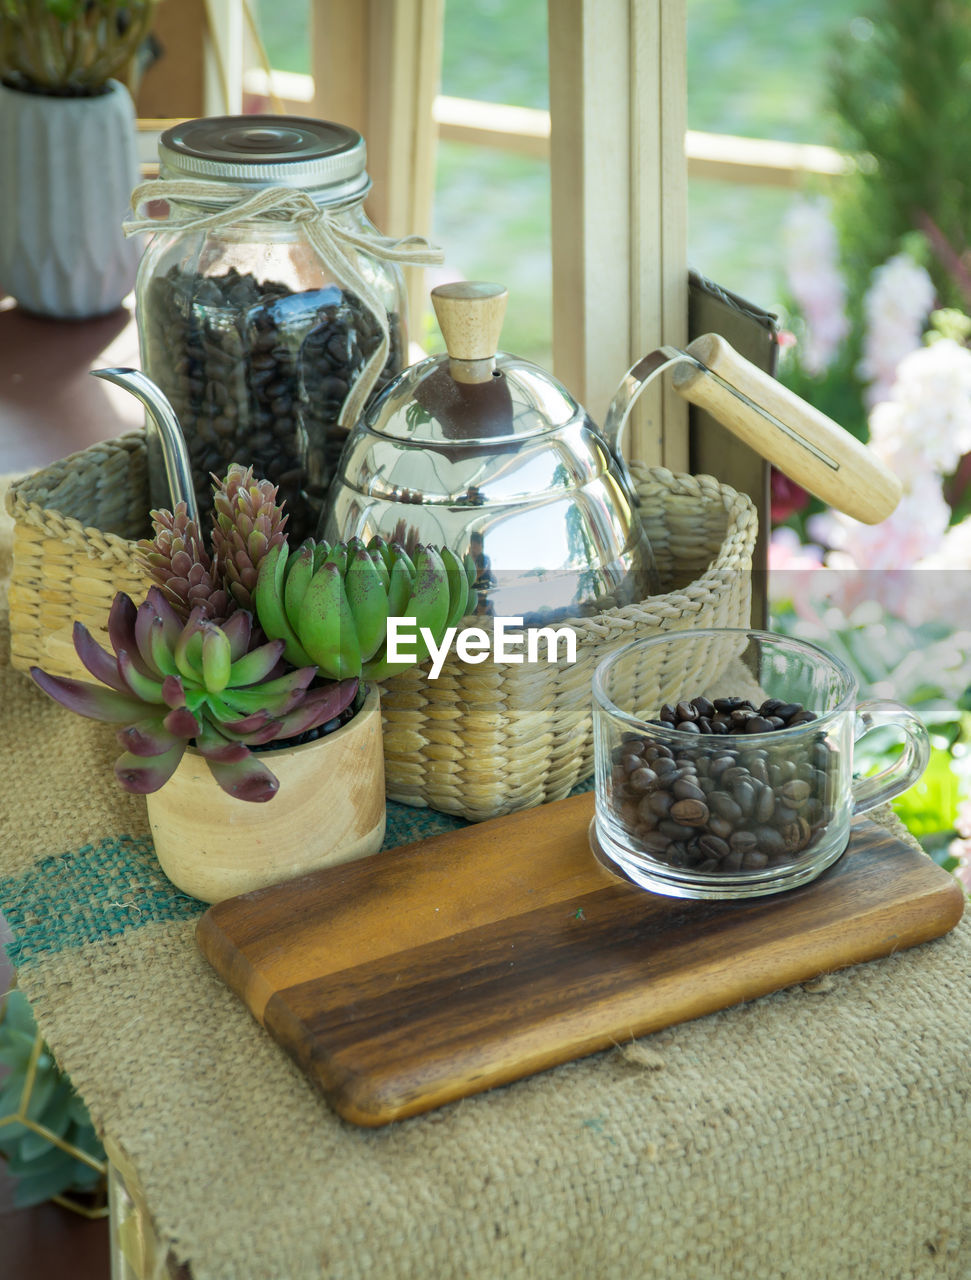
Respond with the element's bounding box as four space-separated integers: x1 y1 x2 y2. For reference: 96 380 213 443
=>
671 333 902 525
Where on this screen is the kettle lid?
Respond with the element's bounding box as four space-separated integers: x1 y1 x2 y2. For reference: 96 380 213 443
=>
361 281 585 444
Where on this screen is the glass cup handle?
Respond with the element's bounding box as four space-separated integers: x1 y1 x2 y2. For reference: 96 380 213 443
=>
851 698 931 816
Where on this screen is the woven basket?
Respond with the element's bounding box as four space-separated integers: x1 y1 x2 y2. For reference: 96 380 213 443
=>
6 433 154 679
6 437 757 822
380 461 757 820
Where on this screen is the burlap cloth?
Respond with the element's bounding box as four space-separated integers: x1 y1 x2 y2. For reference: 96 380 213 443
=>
1 491 969 1280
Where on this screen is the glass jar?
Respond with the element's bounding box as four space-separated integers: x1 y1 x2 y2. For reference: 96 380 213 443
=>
133 116 411 541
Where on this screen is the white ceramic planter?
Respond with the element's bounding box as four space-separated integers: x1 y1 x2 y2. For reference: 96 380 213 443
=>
0 79 141 318
146 685 387 904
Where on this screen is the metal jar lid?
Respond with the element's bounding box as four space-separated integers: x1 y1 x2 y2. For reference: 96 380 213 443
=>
158 116 370 203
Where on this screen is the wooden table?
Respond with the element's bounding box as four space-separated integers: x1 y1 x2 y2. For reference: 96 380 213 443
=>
0 296 143 475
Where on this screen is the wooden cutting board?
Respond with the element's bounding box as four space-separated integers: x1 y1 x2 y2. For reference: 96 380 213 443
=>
196 792 964 1127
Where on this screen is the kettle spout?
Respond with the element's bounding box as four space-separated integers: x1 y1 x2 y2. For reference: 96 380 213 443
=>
91 367 198 523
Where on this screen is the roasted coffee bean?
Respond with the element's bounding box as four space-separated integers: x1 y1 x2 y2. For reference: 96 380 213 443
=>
659 820 698 841
698 834 730 860
710 754 736 777
781 778 812 806
672 778 706 801
710 792 743 825
755 783 776 824
646 790 674 818
746 755 770 785
733 777 757 817
788 710 818 726
627 767 658 792
745 715 774 734
773 702 802 722
741 849 769 870
722 765 749 786
714 697 751 712
729 830 758 854
675 700 698 722
707 814 734 840
759 698 786 716
754 826 787 858
670 798 710 827
635 814 659 835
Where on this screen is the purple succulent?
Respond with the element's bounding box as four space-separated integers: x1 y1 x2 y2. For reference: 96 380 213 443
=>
29 588 359 803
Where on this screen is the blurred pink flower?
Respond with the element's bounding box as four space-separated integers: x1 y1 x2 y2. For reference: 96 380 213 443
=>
857 253 936 408
768 528 824 620
783 198 850 375
869 339 971 477
948 837 971 891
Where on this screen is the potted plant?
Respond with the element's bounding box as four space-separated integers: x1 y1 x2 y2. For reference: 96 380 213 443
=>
0 987 106 1212
28 465 474 902
0 0 159 317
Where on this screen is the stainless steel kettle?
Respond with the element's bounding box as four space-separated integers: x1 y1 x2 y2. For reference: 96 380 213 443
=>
320 282 662 622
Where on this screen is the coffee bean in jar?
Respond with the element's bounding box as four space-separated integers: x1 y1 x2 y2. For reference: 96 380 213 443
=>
607 696 838 875
140 263 402 541
131 117 442 542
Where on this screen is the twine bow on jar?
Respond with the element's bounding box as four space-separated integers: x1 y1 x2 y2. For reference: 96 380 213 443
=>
124 179 445 429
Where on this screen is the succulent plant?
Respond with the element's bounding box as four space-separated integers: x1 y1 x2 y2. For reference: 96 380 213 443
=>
0 988 105 1209
137 464 288 623
210 463 288 613
136 501 231 622
255 535 477 681
29 587 359 802
0 0 159 97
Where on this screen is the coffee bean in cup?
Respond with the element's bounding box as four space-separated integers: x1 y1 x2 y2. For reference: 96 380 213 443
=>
608 695 836 875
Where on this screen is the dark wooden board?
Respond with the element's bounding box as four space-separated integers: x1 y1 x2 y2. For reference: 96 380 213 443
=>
197 792 965 1127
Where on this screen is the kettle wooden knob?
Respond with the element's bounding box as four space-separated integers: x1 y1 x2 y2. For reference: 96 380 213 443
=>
431 282 509 383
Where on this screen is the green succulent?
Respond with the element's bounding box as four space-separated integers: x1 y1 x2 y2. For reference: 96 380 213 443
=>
255 535 477 682
0 988 105 1209
0 0 159 96
29 587 359 802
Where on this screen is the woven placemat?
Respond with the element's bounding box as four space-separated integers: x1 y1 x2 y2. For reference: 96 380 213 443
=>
1 492 969 1276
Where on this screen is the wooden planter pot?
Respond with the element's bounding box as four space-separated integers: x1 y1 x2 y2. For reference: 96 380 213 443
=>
146 685 386 904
